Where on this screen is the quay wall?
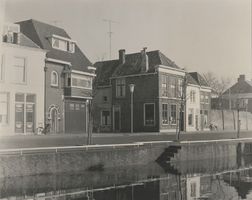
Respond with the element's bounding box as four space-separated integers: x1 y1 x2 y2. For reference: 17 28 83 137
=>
1 139 252 178
0 145 165 178
170 139 252 163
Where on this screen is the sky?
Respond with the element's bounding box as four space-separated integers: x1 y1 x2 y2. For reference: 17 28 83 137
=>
3 0 252 82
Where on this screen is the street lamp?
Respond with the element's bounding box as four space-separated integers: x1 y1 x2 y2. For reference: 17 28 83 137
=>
129 84 135 134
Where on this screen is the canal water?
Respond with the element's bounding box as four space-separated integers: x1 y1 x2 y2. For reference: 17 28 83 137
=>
1 155 252 200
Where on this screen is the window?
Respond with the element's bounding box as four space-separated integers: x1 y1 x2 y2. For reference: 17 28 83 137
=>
51 71 58 86
170 104 177 124
103 96 108 102
102 111 110 125
144 104 155 125
0 54 4 82
188 108 193 125
205 95 209 104
201 94 204 103
190 90 196 103
191 182 196 197
204 110 208 125
171 78 176 97
0 92 9 125
162 104 168 124
13 57 26 83
162 75 168 97
178 79 183 97
51 36 75 53
71 74 92 88
52 38 67 51
116 78 125 97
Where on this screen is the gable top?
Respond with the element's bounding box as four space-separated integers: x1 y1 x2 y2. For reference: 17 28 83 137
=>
15 19 92 73
188 72 210 88
94 50 180 86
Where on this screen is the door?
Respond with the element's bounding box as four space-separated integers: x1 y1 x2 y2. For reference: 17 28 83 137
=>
51 108 58 133
113 106 120 131
180 111 184 131
195 115 198 130
65 102 86 133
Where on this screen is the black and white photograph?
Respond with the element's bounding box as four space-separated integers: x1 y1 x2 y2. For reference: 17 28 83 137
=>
0 0 251 199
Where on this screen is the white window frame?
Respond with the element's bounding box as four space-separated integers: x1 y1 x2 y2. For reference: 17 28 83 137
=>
178 78 183 97
13 56 27 84
0 92 10 125
101 110 111 126
200 94 204 103
190 90 196 103
52 37 68 51
116 78 125 98
71 74 92 89
170 104 177 125
51 71 59 87
161 75 168 97
162 103 168 125
171 78 176 97
205 95 209 104
0 54 5 82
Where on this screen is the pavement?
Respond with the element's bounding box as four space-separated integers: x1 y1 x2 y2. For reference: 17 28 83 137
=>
0 130 251 149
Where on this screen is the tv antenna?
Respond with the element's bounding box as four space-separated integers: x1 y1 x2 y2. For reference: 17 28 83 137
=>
103 19 119 60
50 21 62 27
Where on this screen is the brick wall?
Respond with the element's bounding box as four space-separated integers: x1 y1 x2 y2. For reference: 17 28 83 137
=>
45 63 65 133
111 75 159 132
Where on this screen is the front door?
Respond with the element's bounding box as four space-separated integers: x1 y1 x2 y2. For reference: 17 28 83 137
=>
195 115 198 130
15 104 24 133
113 106 120 131
51 108 58 133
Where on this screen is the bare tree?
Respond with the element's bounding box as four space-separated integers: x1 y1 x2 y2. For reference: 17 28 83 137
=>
203 71 233 97
203 71 234 109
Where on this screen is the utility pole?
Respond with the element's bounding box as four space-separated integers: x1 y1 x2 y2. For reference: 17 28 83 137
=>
50 21 62 27
103 19 119 60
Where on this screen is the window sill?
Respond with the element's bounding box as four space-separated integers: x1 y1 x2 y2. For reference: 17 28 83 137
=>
11 82 27 85
51 85 59 88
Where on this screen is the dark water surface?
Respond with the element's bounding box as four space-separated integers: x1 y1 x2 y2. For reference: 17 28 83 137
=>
2 155 252 200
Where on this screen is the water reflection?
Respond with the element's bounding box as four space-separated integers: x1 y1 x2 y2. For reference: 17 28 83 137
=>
1 155 252 199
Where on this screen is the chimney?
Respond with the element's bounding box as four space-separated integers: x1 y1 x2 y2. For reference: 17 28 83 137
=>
238 74 245 82
119 49 125 64
140 47 149 73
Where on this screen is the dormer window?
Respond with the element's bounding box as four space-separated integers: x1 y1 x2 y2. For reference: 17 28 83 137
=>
50 34 75 53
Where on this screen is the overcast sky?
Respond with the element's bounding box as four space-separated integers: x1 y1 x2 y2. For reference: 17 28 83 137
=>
3 0 251 82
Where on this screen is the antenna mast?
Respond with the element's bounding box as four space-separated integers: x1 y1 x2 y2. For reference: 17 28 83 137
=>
103 19 119 60
50 21 62 27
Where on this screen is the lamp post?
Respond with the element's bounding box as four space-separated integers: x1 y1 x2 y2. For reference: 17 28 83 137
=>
129 84 135 134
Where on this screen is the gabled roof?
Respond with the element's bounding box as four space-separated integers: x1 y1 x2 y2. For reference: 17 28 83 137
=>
223 80 252 95
187 72 210 87
16 19 92 73
94 50 180 86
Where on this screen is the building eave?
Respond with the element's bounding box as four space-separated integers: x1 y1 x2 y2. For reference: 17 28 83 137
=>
46 58 72 66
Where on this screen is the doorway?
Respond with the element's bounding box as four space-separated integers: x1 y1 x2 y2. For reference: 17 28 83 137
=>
113 105 121 131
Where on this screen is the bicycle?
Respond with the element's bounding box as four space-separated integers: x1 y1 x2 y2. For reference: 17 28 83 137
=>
36 124 52 135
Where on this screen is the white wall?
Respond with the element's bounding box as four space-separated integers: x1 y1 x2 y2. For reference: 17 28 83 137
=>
0 43 46 135
186 85 200 132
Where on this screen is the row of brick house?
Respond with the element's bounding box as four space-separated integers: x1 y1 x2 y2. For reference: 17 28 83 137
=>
93 49 212 133
0 19 212 135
